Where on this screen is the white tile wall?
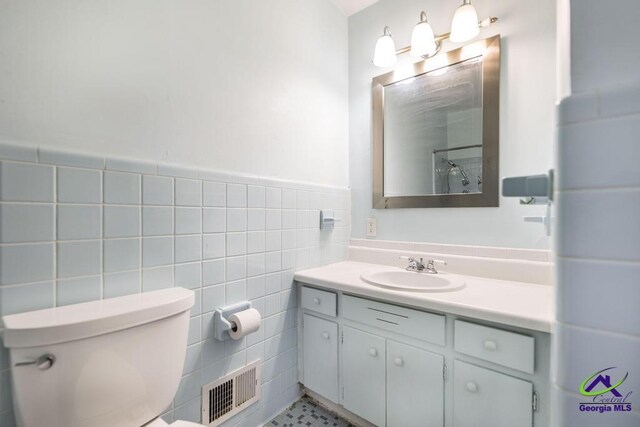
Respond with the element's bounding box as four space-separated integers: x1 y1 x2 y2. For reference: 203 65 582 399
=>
175 235 202 264
103 270 140 298
104 206 140 238
0 141 350 426
56 205 101 240
176 208 202 235
175 179 202 207
203 181 226 207
104 238 140 273
0 204 54 243
104 171 141 205
57 241 101 278
0 244 54 285
143 207 174 236
57 276 101 306
553 82 640 426
143 175 174 205
57 167 102 203
0 162 54 202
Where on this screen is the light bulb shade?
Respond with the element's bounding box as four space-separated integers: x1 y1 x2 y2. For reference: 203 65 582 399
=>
373 33 396 67
410 21 437 57
450 3 479 43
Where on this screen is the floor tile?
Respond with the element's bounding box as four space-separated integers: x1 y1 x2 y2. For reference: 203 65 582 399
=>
265 396 354 427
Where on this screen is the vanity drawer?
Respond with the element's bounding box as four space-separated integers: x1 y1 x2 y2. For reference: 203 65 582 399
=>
454 320 534 374
343 295 445 345
301 286 337 317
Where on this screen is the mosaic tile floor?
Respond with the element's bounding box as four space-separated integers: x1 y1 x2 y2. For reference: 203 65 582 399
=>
265 395 355 427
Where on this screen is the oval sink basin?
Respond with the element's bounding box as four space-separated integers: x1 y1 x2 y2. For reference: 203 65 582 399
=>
361 269 466 292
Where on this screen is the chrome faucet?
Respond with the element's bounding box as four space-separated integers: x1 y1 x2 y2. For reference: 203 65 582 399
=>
399 256 425 272
400 256 447 274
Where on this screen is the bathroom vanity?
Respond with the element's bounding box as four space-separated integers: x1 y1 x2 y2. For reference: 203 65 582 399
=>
295 259 552 427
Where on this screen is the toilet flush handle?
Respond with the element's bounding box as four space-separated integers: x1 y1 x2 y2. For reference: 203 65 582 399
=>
15 353 56 370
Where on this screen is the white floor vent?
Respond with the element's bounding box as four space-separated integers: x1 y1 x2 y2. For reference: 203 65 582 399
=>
201 360 261 426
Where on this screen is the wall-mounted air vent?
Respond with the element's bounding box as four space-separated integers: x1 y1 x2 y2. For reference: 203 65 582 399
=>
201 360 261 426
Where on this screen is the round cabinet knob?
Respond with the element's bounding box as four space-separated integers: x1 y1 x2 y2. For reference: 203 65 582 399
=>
322 332 330 340
466 382 479 393
313 297 321 305
369 348 378 357
394 357 404 367
483 340 498 351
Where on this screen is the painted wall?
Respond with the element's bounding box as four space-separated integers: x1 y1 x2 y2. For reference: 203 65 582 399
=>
349 0 556 248
0 0 349 187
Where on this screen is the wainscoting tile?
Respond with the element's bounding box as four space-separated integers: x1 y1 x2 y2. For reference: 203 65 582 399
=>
104 171 141 204
57 167 102 203
0 162 54 202
0 145 350 427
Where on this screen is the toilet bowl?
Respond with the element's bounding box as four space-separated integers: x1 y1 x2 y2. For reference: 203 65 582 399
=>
2 288 207 427
146 418 206 427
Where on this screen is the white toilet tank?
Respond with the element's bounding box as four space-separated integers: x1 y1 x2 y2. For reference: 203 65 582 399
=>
2 288 194 427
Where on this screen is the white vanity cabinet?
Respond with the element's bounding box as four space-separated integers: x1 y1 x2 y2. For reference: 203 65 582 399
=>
302 314 340 403
453 360 533 427
386 340 444 427
342 326 386 426
341 327 444 427
298 285 549 427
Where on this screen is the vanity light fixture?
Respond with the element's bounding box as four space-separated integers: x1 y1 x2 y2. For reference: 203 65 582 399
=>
372 2 497 67
410 12 438 58
450 0 480 43
373 26 397 67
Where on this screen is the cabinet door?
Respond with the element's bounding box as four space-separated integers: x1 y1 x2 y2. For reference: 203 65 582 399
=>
303 314 339 403
342 326 386 426
453 360 533 427
387 340 444 427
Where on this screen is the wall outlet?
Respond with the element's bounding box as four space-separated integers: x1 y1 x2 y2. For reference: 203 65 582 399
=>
366 218 377 237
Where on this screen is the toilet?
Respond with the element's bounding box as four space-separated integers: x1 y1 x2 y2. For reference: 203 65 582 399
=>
2 287 206 427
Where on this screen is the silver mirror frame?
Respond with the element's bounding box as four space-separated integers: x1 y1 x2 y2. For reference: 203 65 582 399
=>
372 35 500 208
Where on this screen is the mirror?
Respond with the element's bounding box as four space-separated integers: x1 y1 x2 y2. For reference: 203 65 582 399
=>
373 35 500 208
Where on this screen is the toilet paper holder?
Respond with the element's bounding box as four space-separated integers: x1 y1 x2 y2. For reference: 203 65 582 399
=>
213 301 252 341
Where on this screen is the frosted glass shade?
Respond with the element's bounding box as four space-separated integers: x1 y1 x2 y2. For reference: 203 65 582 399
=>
410 21 437 57
450 3 479 43
373 34 396 68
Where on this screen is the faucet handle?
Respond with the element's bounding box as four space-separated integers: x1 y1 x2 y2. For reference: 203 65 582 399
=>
424 259 447 274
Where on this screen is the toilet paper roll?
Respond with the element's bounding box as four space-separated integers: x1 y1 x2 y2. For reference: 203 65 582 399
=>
228 308 261 340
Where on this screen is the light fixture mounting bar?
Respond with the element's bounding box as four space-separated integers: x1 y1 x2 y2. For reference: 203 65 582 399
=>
395 16 498 55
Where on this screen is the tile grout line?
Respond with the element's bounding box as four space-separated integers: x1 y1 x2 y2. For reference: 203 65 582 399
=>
53 165 58 307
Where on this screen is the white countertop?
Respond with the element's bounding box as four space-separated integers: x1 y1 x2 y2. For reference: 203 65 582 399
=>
295 261 553 333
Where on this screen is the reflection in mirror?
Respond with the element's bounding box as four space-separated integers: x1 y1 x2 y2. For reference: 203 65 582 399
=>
373 35 500 208
384 57 483 196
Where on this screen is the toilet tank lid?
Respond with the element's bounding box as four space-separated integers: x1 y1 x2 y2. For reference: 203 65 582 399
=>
2 288 194 348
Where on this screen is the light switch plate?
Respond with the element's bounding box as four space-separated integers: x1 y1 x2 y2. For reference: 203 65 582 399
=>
366 218 377 237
